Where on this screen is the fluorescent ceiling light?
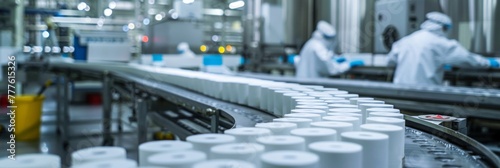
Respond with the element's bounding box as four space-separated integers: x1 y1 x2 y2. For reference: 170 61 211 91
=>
183 0 195 4
229 1 244 9
104 8 113 16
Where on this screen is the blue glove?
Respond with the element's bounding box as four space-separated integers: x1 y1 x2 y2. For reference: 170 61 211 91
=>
334 57 346 63
443 64 452 71
349 60 364 67
489 58 499 68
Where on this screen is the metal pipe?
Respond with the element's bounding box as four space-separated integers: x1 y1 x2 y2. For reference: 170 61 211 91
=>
137 98 148 145
102 72 113 145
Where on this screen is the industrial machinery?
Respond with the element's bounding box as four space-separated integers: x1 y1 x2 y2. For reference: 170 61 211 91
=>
19 59 500 167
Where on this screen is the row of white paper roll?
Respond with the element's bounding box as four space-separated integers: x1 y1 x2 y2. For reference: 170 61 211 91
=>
126 65 402 118
132 121 405 168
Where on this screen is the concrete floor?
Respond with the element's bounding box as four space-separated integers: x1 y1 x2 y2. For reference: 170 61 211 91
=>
0 100 143 168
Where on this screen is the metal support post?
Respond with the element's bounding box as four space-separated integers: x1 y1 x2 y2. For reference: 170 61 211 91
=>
61 74 70 149
102 72 114 146
210 109 220 133
137 98 148 145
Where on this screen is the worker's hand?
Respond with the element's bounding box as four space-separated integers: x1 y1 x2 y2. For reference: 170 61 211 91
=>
489 58 499 68
349 60 364 67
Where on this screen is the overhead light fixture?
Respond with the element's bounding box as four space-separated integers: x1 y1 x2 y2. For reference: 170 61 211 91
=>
155 14 163 21
77 2 87 10
104 8 113 16
42 31 49 38
229 0 244 9
182 0 194 4
108 1 116 9
143 18 150 25
128 23 135 30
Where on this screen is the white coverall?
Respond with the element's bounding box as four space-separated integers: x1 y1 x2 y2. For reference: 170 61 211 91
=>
296 21 350 78
387 12 493 85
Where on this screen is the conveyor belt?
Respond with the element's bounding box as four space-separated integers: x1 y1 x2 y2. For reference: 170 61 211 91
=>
238 73 500 120
27 60 500 167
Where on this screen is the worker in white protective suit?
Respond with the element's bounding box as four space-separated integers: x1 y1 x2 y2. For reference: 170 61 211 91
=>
296 21 364 78
177 42 196 57
387 12 499 85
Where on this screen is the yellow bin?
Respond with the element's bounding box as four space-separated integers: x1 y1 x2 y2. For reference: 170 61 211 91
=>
14 95 44 141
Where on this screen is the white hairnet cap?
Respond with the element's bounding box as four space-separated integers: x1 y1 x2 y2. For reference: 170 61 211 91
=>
177 42 190 51
316 21 336 38
421 12 452 31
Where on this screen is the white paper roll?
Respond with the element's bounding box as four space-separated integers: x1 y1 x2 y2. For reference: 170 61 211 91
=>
291 109 327 117
290 128 336 145
366 117 405 128
366 108 400 113
148 150 206 168
324 100 351 104
309 121 353 140
192 159 256 168
294 99 324 103
255 122 297 135
73 159 137 168
361 124 405 168
257 135 306 152
324 90 349 95
273 90 299 116
283 93 309 116
328 104 358 109
311 94 334 98
260 151 319 168
349 97 374 105
308 141 362 168
332 94 359 99
319 97 345 101
328 108 362 114
224 127 272 143
210 143 265 164
326 112 362 118
295 105 329 112
359 104 394 124
138 140 193 166
369 112 404 119
284 113 322 121
341 131 389 168
322 116 360 130
273 118 312 128
72 147 126 166
265 88 290 112
0 154 61 168
186 134 236 155
356 100 385 105
314 87 338 91
296 102 328 106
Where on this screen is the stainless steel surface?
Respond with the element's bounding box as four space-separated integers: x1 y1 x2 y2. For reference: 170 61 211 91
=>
440 0 500 55
332 0 375 53
405 116 500 167
404 127 489 167
243 0 263 64
282 0 314 48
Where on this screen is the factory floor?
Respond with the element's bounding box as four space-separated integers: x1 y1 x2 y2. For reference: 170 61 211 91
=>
0 100 145 168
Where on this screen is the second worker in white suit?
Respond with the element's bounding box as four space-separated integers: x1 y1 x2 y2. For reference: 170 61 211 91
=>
387 12 499 85
296 21 364 78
